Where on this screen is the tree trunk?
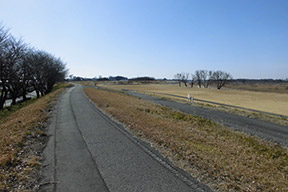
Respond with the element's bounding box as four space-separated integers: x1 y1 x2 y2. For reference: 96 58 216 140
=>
23 94 27 101
36 90 40 98
0 88 8 109
0 102 4 110
190 82 194 88
34 85 40 98
22 89 27 101
9 86 19 105
0 95 6 109
12 96 17 105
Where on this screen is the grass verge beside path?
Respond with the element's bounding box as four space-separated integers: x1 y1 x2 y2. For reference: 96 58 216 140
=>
84 88 288 192
0 83 72 191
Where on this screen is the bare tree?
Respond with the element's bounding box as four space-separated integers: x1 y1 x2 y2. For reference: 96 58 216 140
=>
43 56 67 94
211 70 232 89
0 24 68 109
203 70 213 88
20 48 34 101
174 73 189 87
5 37 27 105
208 70 213 87
0 26 10 109
195 70 202 88
174 73 182 87
181 73 189 87
26 50 44 98
29 50 67 97
199 70 208 88
190 74 196 87
193 70 214 88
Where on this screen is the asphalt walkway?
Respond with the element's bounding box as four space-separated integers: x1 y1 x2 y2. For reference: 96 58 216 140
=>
40 85 211 192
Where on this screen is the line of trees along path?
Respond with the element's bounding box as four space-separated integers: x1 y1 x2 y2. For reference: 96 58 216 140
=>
0 25 67 109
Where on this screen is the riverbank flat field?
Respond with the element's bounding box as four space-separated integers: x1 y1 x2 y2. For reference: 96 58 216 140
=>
226 81 288 94
98 83 288 116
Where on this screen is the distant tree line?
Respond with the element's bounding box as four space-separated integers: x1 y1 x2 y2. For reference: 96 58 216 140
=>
0 25 67 109
175 70 232 89
129 77 155 81
68 75 155 82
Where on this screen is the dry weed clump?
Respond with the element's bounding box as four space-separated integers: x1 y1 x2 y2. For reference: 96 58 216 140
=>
84 88 288 192
0 84 70 191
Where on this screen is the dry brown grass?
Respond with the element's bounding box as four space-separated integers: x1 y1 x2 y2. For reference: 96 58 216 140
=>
226 82 288 94
196 103 288 127
0 83 71 191
84 88 288 192
99 83 288 116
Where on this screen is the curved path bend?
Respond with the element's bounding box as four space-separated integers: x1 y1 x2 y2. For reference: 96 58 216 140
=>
124 90 288 147
40 84 211 192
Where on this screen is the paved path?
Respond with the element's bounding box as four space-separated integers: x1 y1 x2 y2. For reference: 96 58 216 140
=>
40 84 211 192
124 90 288 147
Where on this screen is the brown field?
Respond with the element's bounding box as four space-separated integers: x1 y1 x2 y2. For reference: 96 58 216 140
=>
226 81 288 94
84 88 288 192
98 83 288 116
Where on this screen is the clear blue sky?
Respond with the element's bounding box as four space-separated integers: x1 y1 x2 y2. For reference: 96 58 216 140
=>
1 0 287 79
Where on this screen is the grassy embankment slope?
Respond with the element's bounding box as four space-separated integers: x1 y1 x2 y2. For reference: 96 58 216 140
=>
84 87 288 192
0 83 72 191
